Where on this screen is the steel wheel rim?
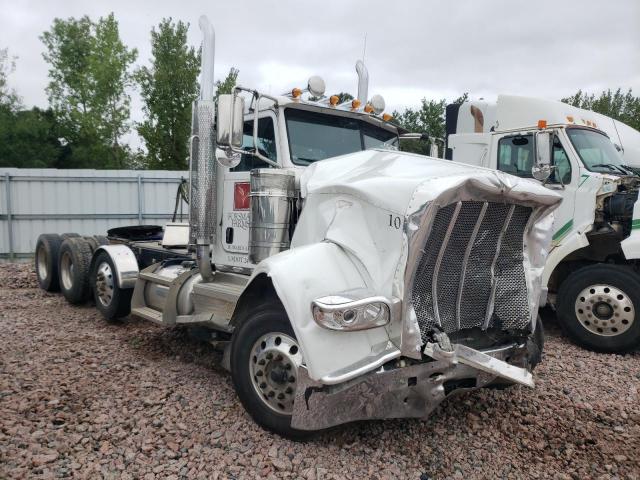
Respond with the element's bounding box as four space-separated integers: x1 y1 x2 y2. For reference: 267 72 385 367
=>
95 262 115 307
36 246 48 280
249 332 303 414
575 284 635 337
60 251 74 291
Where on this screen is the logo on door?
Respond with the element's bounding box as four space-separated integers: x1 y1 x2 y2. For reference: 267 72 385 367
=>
234 182 250 210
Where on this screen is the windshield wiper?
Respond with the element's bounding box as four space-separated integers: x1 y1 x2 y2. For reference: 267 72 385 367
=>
292 157 318 165
621 165 640 176
591 163 628 174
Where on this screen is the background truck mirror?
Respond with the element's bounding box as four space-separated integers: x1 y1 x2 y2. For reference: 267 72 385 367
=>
532 131 553 181
217 94 244 149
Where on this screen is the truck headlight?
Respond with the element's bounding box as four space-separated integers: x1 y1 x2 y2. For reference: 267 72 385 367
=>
312 295 391 331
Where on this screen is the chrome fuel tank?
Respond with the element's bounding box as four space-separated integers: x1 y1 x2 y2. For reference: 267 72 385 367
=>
249 169 297 264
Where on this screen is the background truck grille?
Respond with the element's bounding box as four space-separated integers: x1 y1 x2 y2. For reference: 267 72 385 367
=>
411 201 532 340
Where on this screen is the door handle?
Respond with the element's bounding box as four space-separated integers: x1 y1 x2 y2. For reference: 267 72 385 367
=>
225 227 234 244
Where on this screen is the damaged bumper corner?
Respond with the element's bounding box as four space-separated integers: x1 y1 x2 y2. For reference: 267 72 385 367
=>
291 342 529 431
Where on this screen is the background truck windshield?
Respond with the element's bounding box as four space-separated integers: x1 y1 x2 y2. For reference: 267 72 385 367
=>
567 128 626 173
285 109 398 165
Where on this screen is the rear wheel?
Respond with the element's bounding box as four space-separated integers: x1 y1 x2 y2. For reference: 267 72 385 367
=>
230 304 312 440
35 234 63 292
557 264 640 352
91 250 132 321
58 237 93 304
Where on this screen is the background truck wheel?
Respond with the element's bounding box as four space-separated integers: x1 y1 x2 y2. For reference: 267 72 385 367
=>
91 250 132 321
230 304 313 440
35 234 63 292
557 264 640 353
58 237 93 304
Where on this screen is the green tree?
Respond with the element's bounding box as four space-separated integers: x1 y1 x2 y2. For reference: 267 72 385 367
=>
0 107 65 168
394 93 468 155
561 88 640 131
0 48 20 111
215 67 239 99
41 13 137 168
136 18 200 170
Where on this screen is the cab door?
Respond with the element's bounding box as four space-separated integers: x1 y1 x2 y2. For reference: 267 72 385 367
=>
545 132 577 247
494 131 576 246
218 113 279 270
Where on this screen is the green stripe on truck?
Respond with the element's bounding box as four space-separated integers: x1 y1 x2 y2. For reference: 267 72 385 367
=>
552 219 573 241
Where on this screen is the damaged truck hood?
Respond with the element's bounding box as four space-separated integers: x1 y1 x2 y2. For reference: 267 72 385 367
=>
300 149 559 216
295 149 563 358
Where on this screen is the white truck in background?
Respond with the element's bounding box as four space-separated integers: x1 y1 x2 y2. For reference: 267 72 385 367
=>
446 95 640 352
32 17 561 439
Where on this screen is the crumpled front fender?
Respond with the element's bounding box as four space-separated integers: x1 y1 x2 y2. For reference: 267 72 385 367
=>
250 242 398 383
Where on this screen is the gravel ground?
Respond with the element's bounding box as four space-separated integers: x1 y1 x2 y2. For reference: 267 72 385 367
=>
1 263 639 480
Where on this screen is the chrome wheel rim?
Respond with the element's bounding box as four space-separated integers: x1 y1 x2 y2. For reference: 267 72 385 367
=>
575 284 634 337
95 262 114 307
249 332 303 414
60 251 74 291
36 246 48 280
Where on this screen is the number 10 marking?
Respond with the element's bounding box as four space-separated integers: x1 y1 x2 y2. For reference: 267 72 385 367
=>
388 214 402 229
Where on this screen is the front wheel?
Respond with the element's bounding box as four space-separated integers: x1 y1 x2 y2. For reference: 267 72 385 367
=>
90 250 132 321
230 304 312 440
557 264 640 353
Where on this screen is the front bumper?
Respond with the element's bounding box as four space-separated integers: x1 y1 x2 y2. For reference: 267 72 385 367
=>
291 342 528 430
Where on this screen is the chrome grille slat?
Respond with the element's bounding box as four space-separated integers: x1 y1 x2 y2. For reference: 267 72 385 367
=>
411 201 532 340
431 201 462 328
456 202 488 330
482 204 515 329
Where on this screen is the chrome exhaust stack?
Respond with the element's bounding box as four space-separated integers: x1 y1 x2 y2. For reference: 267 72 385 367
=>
355 60 369 105
189 15 216 281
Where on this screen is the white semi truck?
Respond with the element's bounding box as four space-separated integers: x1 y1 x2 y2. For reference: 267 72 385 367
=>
446 95 640 353
33 17 561 438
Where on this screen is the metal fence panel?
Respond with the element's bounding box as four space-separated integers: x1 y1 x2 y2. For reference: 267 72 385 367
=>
0 168 188 261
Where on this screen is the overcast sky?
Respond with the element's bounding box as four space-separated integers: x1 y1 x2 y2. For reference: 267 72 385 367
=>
1 0 639 146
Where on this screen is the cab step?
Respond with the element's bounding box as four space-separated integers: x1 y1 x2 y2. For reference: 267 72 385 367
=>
131 306 164 325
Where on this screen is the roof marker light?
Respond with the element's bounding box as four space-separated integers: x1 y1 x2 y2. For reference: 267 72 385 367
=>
351 99 362 110
364 104 374 113
382 113 393 122
537 119 547 129
329 95 339 107
291 87 302 99
566 115 574 123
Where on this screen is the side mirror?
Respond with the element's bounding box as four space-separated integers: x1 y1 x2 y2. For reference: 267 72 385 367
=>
216 94 244 149
216 148 241 168
532 131 552 182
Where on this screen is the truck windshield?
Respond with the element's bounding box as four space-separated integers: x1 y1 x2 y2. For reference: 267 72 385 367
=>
285 108 399 165
567 128 627 174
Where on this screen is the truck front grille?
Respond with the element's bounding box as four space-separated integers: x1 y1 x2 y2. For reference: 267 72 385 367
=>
411 201 532 341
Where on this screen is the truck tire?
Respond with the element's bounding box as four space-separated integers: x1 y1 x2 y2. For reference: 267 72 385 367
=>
61 232 80 239
557 264 640 352
230 303 313 440
58 237 93 304
93 235 109 246
528 317 544 370
35 233 63 292
90 250 132 321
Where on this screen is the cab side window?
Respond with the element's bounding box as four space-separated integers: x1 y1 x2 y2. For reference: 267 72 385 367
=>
551 135 572 184
231 117 277 172
497 135 534 178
